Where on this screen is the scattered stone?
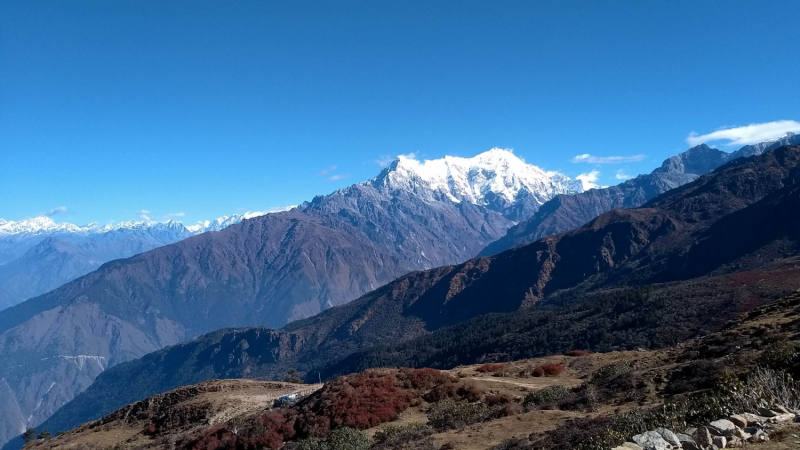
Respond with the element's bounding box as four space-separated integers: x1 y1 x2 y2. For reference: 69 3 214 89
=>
675 433 699 450
632 431 671 450
770 412 795 423
732 428 750 440
772 404 792 414
728 414 747 428
747 428 769 443
712 435 726 448
726 435 743 448
759 407 781 417
709 419 736 437
654 428 682 447
620 443 644 450
739 413 764 426
693 427 714 447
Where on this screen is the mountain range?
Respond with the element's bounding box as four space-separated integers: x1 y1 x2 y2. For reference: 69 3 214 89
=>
0 149 590 447
0 212 279 311
29 143 800 443
480 132 800 255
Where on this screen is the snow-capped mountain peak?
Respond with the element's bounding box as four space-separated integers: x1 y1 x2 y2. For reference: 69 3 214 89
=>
0 210 291 237
371 148 589 214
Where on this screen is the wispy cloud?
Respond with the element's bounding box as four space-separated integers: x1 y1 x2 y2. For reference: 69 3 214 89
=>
318 165 337 175
44 206 68 216
687 120 800 147
615 169 632 180
164 212 186 219
137 209 152 221
576 170 600 189
571 154 645 164
375 155 395 168
327 174 349 182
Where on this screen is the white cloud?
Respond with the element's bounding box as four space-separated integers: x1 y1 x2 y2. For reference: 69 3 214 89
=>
687 120 800 147
327 174 348 182
164 212 186 219
44 206 68 216
615 169 632 180
575 170 600 190
375 155 395 168
137 210 152 221
571 154 646 164
318 165 337 175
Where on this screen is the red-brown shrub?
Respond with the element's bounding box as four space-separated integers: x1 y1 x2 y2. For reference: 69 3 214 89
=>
483 393 511 407
397 368 455 391
566 350 591 357
539 364 565 376
295 370 413 437
476 363 506 373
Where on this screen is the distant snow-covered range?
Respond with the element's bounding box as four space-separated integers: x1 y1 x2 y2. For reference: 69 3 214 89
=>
0 208 293 311
367 148 596 220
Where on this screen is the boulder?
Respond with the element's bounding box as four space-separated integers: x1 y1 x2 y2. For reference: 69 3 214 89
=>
632 431 671 450
726 436 743 448
747 428 769 443
693 427 714 447
712 435 726 448
654 428 682 447
758 407 780 417
708 419 736 437
620 443 645 450
675 433 699 450
732 428 750 440
772 404 792 414
727 415 747 428
739 413 764 426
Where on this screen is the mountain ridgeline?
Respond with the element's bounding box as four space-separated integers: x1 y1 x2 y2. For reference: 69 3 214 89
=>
0 149 589 447
35 144 800 440
480 132 800 255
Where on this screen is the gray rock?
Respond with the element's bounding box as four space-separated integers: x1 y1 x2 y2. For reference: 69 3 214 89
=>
733 428 750 440
739 413 764 426
709 419 736 437
693 427 714 447
759 407 780 417
632 431 671 450
712 435 726 448
727 414 747 428
772 404 792 414
620 443 645 450
654 428 682 447
675 433 699 450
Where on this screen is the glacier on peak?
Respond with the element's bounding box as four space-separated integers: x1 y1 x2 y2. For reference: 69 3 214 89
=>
370 148 593 212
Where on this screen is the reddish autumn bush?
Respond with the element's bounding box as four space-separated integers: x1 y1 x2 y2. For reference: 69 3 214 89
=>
566 350 591 357
476 363 506 373
183 409 296 450
530 363 565 377
483 393 512 407
295 370 413 437
397 367 455 391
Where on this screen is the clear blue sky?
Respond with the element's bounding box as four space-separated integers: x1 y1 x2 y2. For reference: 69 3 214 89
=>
2 0 799 225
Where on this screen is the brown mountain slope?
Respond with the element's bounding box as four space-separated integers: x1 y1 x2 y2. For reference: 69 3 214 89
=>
34 145 800 439
27 291 800 450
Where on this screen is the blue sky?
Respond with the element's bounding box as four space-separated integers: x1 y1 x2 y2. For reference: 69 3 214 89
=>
1 0 799 225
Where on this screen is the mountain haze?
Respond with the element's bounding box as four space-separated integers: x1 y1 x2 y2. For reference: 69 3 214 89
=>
36 144 800 439
0 149 586 447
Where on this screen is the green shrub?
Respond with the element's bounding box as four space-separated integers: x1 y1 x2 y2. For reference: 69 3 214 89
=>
327 427 370 450
427 400 492 429
758 341 799 371
522 386 569 408
372 423 434 447
589 360 632 384
296 437 330 450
